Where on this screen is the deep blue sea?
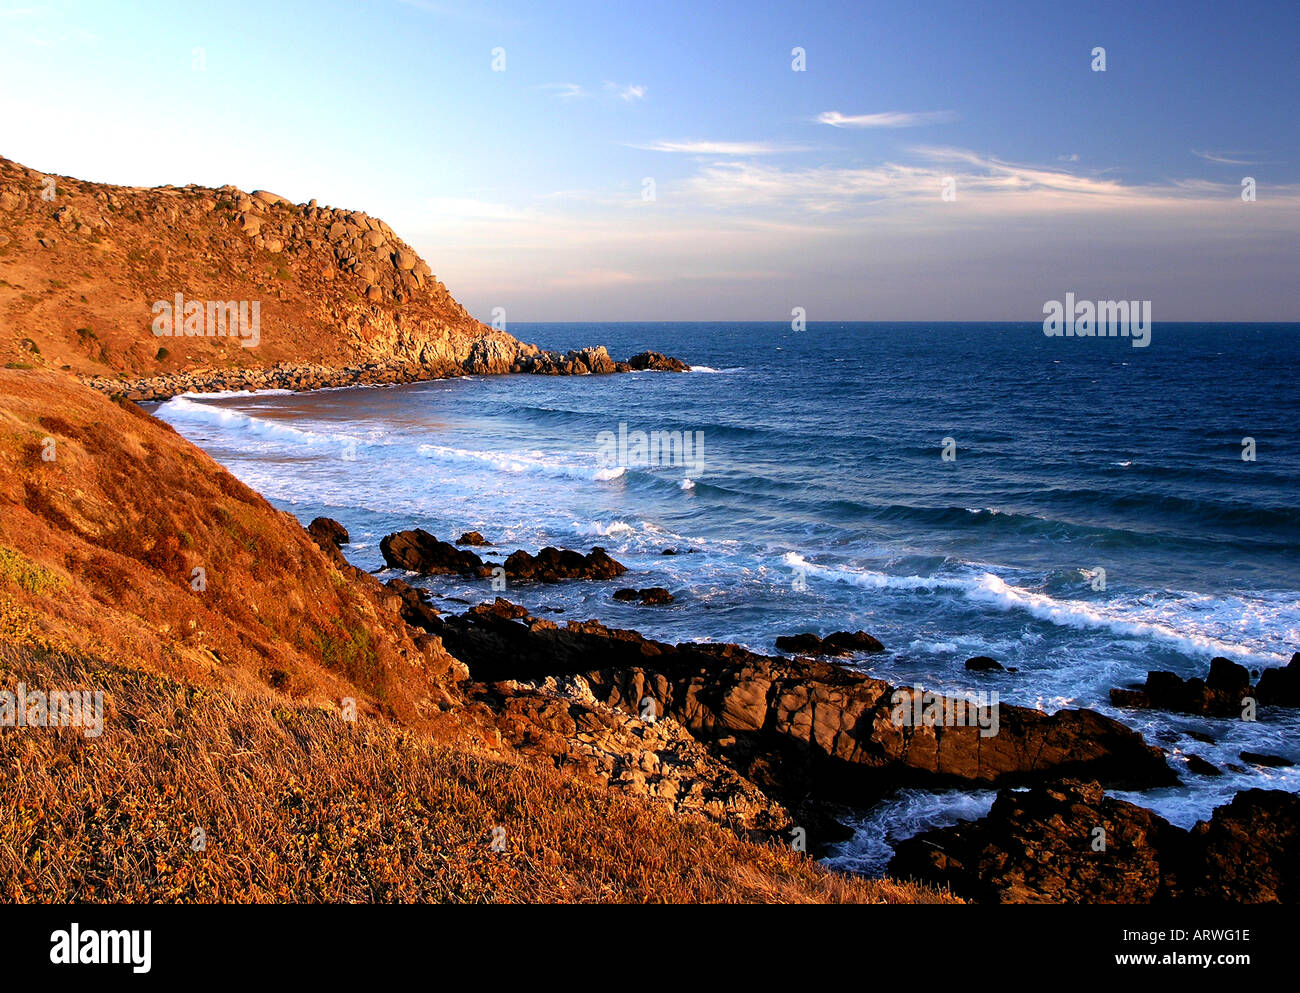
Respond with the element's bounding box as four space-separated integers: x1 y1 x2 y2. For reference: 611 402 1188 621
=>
154 322 1300 874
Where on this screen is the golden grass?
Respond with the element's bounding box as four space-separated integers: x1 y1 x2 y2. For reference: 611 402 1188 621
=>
0 642 958 903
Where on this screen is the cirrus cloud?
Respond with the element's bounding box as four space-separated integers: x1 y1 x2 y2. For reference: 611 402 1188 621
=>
816 110 957 129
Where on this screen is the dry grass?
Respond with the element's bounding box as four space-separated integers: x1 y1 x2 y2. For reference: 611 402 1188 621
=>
0 642 957 903
0 368 452 726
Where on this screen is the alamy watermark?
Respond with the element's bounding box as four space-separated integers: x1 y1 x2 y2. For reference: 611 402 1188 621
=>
596 422 705 478
1 682 104 738
1043 293 1151 348
152 293 261 348
890 686 999 738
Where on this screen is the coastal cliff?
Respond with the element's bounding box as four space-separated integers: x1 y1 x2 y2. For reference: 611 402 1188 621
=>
0 155 684 400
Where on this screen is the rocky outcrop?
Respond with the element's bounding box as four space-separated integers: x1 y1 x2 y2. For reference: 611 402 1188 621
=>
1110 655 1299 716
775 630 884 656
500 546 626 583
380 529 490 576
470 675 790 839
888 780 1300 904
1257 652 1300 707
306 516 350 568
628 351 690 372
379 530 627 583
439 600 1176 833
613 587 674 605
455 531 491 546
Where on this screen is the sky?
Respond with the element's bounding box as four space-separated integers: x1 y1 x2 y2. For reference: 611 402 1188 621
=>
1 0 1297 321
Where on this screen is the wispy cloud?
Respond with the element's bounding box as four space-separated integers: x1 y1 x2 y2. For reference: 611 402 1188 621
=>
539 82 585 101
1191 149 1258 166
631 139 807 156
606 82 646 102
816 110 957 129
677 146 1300 214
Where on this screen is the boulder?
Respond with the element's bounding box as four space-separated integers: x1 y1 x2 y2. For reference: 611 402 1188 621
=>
965 656 1004 672
775 630 884 656
1256 653 1300 707
379 528 488 576
455 530 491 546
890 781 1300 904
613 587 674 605
502 546 626 582
628 350 690 372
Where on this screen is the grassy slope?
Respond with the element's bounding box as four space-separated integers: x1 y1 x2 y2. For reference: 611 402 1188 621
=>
0 370 954 903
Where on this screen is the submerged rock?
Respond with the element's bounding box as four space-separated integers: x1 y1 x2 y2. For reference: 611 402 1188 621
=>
775 630 884 656
614 587 674 605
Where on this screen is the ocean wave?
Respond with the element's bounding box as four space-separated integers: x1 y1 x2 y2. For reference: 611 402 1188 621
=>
415 443 624 483
782 552 1295 664
175 388 297 400
155 396 362 451
572 520 637 538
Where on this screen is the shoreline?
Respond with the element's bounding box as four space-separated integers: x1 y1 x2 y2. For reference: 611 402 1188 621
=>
77 348 692 403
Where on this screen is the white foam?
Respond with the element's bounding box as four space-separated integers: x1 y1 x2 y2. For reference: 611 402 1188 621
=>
155 396 361 450
782 552 1295 665
416 443 623 483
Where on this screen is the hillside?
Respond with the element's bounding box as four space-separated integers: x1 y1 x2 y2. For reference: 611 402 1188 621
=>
0 368 949 903
0 155 674 400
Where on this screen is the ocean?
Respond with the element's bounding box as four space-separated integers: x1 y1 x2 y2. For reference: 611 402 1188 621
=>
152 321 1300 874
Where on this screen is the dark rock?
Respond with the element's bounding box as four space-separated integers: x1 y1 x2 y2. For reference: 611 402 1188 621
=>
442 601 1175 827
1240 751 1294 768
1206 656 1251 693
455 530 491 546
889 780 1185 903
502 545 626 582
627 350 690 372
1186 754 1221 776
306 516 350 567
775 630 884 656
1110 664 1251 717
384 578 442 633
965 656 1004 672
1256 653 1300 707
379 528 488 576
1185 789 1300 902
889 780 1300 903
774 632 823 655
614 586 674 605
661 548 677 555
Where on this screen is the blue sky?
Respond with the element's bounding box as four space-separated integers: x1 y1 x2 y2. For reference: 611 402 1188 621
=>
1 0 1297 320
